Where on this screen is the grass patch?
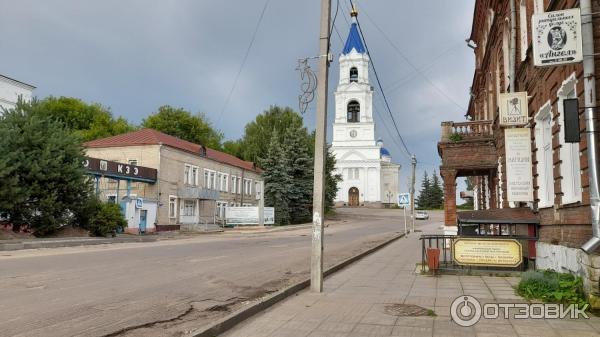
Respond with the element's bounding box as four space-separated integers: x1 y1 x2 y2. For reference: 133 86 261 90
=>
517 270 589 308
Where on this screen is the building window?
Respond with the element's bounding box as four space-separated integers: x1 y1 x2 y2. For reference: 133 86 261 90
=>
184 165 191 185
350 67 358 83
348 168 360 180
534 0 544 13
519 0 528 62
169 196 177 218
347 101 360 123
255 181 261 200
557 73 582 204
244 179 252 195
231 175 237 193
183 200 196 216
204 169 216 189
216 201 227 218
237 177 242 194
221 173 229 192
107 195 117 204
185 164 198 186
534 101 554 208
502 22 510 90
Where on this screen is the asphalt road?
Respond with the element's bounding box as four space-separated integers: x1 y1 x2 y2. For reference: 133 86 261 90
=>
0 208 443 337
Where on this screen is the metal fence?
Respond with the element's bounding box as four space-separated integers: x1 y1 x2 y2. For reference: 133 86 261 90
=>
419 234 530 274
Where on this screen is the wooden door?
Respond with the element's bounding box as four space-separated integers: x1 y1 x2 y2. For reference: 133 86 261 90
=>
348 188 359 207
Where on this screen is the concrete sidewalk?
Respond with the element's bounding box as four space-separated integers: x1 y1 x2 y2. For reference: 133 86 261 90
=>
222 222 600 337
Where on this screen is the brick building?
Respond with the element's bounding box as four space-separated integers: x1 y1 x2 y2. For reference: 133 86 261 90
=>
438 0 600 303
84 129 263 233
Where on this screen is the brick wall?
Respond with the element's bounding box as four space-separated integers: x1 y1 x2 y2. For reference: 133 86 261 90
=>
468 0 598 249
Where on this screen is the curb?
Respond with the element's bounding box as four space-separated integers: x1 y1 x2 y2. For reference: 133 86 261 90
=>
191 231 406 337
0 236 158 251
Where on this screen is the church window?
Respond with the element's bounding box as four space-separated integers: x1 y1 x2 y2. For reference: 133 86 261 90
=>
347 101 360 123
350 67 358 83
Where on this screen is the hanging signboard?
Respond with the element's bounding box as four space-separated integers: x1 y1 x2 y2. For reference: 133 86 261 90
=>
499 92 529 126
505 128 533 202
226 207 275 225
532 8 583 66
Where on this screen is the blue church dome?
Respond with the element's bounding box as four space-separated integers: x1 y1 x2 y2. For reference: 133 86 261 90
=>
380 147 391 157
343 23 366 55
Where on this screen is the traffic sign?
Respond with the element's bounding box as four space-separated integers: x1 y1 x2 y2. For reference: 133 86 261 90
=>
398 193 410 207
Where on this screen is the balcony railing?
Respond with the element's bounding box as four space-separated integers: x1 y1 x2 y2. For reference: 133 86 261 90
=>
440 120 493 142
178 186 220 200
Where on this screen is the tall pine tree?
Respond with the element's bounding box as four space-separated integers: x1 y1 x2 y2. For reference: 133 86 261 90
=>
430 170 444 209
284 124 313 223
0 99 93 235
416 171 431 209
262 129 293 225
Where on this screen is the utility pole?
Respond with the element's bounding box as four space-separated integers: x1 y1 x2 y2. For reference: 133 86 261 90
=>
311 0 331 293
410 155 416 233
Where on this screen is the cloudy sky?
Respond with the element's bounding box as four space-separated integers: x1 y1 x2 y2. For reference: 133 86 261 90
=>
1 0 475 195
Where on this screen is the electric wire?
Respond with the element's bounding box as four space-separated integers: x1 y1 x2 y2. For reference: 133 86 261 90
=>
358 4 467 113
349 1 413 159
215 0 270 126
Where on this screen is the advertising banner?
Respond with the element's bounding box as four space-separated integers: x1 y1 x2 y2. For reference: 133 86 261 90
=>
533 8 583 66
226 207 274 225
499 92 529 126
505 128 533 202
453 238 523 268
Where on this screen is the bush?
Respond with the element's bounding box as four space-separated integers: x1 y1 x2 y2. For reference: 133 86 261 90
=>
85 200 127 237
449 132 463 142
517 270 588 308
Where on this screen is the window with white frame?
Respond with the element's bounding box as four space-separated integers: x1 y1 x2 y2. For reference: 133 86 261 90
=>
231 175 237 193
183 200 196 216
348 168 360 180
534 102 554 208
169 196 177 218
519 0 528 62
255 181 261 200
221 173 229 192
244 179 252 195
534 0 544 13
204 169 216 189
184 164 198 186
502 22 510 90
185 165 191 184
216 201 226 218
237 177 242 194
557 74 582 204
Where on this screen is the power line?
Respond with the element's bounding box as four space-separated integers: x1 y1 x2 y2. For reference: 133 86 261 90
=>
216 0 270 126
349 0 412 158
358 4 467 113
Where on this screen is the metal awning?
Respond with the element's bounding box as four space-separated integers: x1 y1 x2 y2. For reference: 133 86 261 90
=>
457 208 539 225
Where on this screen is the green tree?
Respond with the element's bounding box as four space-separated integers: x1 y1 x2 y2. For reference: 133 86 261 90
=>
233 105 304 166
416 171 431 209
0 99 93 236
429 170 444 209
284 125 314 223
222 139 243 158
142 105 223 149
325 149 342 213
86 199 128 237
35 96 135 141
262 130 292 225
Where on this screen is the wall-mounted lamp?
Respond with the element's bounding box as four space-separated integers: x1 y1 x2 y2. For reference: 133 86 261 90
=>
465 38 478 50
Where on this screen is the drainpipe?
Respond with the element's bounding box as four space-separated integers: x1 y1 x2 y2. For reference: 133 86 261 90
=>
581 0 600 253
509 0 516 93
